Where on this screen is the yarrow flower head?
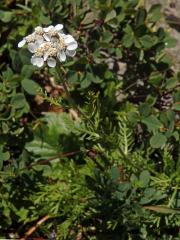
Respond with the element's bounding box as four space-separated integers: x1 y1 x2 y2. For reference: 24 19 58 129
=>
18 24 78 68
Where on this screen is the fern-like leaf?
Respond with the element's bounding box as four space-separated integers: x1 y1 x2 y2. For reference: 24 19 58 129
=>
117 115 134 156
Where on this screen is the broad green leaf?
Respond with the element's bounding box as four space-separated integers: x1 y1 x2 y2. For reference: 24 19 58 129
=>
122 25 134 48
43 112 81 136
159 54 172 66
147 4 162 23
81 73 93 88
81 12 95 25
2 68 13 80
115 48 122 58
118 182 131 192
150 133 167 148
38 12 51 24
102 31 113 43
128 112 139 126
140 188 156 204
139 170 150 187
122 33 134 48
68 72 79 84
25 113 81 158
107 18 118 28
0 146 10 170
149 72 163 87
142 115 162 132
0 10 13 23
104 10 116 22
110 166 120 181
117 12 125 23
139 103 151 117
146 95 157 106
165 77 177 89
11 93 27 109
26 139 59 158
166 110 175 122
21 79 40 95
16 208 29 221
164 36 177 48
140 35 158 49
21 65 35 78
141 188 166 205
92 76 102 83
80 78 90 89
136 8 146 27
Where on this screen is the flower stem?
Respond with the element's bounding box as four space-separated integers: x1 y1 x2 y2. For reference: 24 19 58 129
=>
61 76 77 109
56 65 79 112
56 65 93 123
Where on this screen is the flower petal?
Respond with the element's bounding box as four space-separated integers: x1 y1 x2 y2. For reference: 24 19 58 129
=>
36 36 44 45
67 41 78 51
43 25 54 32
31 56 44 67
55 24 63 31
28 43 37 53
51 37 58 43
31 56 38 66
36 57 44 67
47 58 56 67
43 52 49 61
35 41 42 49
18 39 26 48
64 34 75 45
66 49 76 57
43 33 51 42
58 32 65 37
57 51 66 62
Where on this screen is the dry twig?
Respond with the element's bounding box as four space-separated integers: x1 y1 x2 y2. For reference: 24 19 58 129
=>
20 215 50 240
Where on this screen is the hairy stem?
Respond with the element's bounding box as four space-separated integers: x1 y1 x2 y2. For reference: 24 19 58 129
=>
56 65 95 125
56 65 80 114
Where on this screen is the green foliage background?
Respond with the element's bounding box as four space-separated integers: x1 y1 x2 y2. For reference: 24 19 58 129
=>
0 0 180 239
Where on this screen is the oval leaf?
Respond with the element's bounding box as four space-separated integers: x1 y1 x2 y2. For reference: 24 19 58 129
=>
150 133 167 148
21 79 40 95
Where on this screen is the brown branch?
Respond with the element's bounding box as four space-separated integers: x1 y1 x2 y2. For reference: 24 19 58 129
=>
20 215 50 240
35 150 81 165
27 150 81 169
17 150 82 174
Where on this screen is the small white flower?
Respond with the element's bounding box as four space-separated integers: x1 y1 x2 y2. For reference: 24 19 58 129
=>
18 24 78 68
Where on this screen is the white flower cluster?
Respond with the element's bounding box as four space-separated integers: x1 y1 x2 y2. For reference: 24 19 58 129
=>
18 24 78 67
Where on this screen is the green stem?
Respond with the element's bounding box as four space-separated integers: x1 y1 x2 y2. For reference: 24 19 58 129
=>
56 65 79 112
56 64 94 124
168 185 178 208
